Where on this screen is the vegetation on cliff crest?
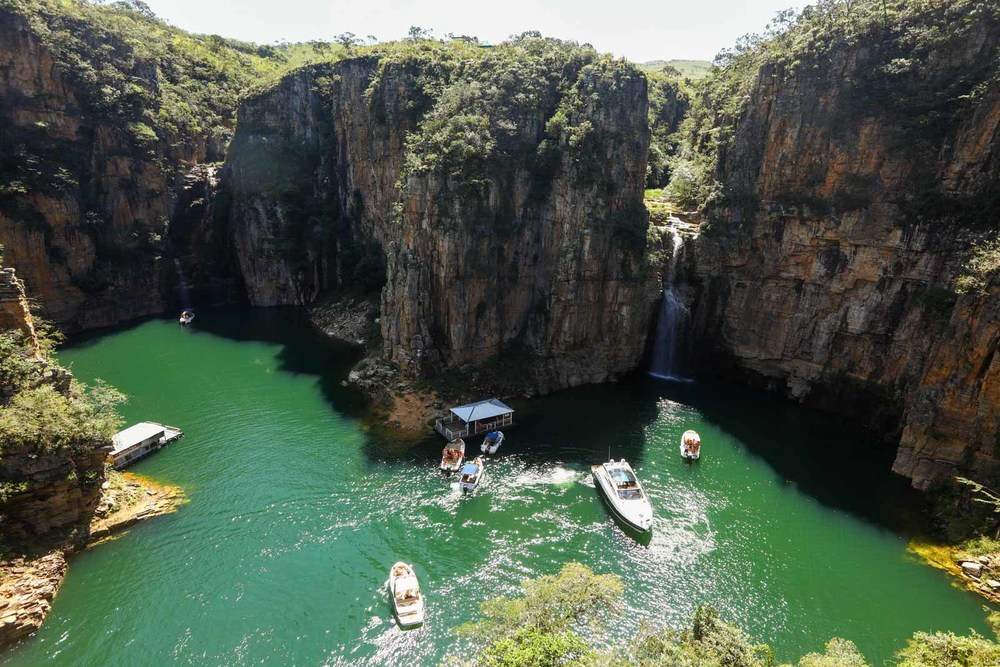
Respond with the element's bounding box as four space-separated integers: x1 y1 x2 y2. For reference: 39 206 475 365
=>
0 0 344 156
666 0 1000 217
0 327 124 526
381 34 644 194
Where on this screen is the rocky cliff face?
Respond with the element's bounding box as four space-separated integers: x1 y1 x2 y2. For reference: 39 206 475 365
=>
673 15 1000 489
0 266 38 355
227 45 658 391
0 7 239 330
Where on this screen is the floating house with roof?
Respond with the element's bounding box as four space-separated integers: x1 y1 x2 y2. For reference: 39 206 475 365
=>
110 422 183 469
434 398 514 441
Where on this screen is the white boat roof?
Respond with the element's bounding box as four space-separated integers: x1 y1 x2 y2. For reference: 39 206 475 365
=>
449 398 513 423
112 422 165 453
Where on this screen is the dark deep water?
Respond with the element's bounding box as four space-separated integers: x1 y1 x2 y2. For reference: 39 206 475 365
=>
2 308 989 666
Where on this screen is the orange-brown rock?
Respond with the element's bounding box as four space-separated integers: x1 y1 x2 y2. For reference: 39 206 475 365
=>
675 16 1000 489
0 551 67 649
0 474 183 651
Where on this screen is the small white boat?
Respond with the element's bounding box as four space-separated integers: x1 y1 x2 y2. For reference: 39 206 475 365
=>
440 438 465 473
388 562 424 628
459 456 485 493
591 458 653 533
480 431 504 455
680 430 701 460
179 310 195 326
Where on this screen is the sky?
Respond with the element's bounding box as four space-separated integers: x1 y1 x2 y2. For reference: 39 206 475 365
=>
139 0 813 63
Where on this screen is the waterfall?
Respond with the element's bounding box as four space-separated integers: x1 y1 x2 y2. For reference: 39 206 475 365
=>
650 229 689 381
173 258 192 311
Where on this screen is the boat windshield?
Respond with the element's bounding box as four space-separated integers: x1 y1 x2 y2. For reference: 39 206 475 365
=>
608 466 643 499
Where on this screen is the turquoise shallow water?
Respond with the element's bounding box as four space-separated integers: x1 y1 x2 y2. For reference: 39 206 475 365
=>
2 308 989 666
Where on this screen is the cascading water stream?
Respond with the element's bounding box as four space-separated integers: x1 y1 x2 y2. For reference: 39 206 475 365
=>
173 258 192 311
649 228 690 381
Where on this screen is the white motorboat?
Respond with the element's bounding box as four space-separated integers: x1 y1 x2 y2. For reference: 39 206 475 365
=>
459 456 485 493
388 562 425 628
179 310 195 326
591 458 653 533
480 431 504 455
440 438 465 473
680 429 701 460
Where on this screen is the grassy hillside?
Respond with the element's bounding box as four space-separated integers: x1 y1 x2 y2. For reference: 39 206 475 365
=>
640 59 713 79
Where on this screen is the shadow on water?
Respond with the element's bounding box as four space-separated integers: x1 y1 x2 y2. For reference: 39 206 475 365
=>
642 375 928 533
64 306 926 534
378 378 665 469
65 306 370 420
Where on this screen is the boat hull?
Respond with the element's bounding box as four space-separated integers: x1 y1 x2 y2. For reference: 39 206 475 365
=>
680 444 700 460
591 465 652 534
460 470 484 493
480 432 504 455
389 563 425 628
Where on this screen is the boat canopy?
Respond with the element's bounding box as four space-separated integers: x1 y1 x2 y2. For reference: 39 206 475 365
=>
112 422 165 454
460 462 479 475
449 399 513 424
485 431 499 440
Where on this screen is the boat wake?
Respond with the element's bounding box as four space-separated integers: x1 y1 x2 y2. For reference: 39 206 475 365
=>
512 465 581 487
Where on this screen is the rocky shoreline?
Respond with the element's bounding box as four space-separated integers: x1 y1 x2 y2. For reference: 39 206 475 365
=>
0 473 184 650
910 541 1000 605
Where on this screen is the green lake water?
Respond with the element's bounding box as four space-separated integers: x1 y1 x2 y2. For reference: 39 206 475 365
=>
2 308 989 666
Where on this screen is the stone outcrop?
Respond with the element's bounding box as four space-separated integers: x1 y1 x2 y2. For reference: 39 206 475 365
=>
672 18 1000 489
0 266 38 354
0 473 183 651
226 52 659 393
0 551 66 649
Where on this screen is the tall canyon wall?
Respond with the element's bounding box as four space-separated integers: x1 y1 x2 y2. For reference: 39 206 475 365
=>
674 14 999 489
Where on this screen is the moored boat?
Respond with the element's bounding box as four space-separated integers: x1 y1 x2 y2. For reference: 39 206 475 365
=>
680 430 701 460
591 458 653 533
388 562 425 628
480 431 504 455
179 310 195 326
459 456 486 493
440 438 466 473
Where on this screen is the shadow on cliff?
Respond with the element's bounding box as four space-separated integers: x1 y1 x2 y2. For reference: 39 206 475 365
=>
643 376 927 532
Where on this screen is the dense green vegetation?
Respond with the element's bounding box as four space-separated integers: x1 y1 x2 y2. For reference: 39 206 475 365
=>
368 34 643 195
0 0 343 155
955 233 1000 294
0 329 123 458
666 0 1000 216
456 562 1000 666
645 71 689 189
